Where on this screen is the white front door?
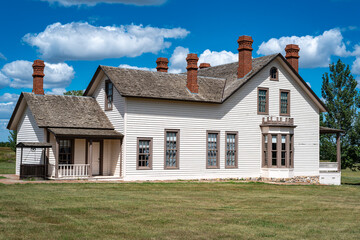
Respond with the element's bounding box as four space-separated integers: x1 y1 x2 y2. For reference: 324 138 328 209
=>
92 142 101 176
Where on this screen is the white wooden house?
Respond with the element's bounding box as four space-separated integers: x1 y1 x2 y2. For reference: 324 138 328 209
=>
7 36 343 184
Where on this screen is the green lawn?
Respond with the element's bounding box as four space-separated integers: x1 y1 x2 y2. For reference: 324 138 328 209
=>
0 147 15 174
341 168 360 185
0 182 359 240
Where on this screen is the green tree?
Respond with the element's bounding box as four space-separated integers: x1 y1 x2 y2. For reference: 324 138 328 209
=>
63 90 84 96
8 130 17 152
321 59 360 170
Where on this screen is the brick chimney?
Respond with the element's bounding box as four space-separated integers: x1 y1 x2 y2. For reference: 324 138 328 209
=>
186 53 199 93
285 44 300 72
237 36 253 78
199 63 211 69
156 57 169 72
32 60 45 95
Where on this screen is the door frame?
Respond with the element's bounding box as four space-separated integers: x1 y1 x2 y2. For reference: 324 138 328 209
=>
86 139 104 176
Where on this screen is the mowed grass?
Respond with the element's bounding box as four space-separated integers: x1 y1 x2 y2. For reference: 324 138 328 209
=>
0 182 360 240
0 147 15 174
342 168 360 185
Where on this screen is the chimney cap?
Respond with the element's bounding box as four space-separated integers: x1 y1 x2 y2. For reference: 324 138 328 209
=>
156 57 169 72
156 57 169 63
237 35 253 42
285 44 300 59
199 63 211 69
186 53 199 61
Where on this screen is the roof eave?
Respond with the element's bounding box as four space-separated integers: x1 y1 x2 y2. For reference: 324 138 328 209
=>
83 65 103 96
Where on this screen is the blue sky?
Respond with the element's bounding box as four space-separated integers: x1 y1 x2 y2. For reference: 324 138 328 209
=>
1 0 360 141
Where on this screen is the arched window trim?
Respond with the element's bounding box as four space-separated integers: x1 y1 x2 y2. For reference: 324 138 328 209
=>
270 67 278 81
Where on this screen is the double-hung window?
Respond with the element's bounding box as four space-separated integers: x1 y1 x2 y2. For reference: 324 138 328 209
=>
164 130 179 169
207 131 220 169
59 139 73 164
225 132 238 168
137 138 152 170
258 87 269 115
280 90 290 116
105 80 113 110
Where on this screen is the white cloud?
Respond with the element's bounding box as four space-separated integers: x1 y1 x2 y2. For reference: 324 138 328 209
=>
168 46 189 73
168 47 238 73
0 52 6 61
198 49 237 67
45 88 67 95
0 93 19 119
0 72 10 89
118 64 155 72
23 22 189 62
41 0 166 7
352 57 360 75
257 28 350 68
1 60 75 89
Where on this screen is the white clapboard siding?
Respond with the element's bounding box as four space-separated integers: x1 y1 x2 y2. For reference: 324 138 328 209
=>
16 106 45 175
123 59 319 181
93 75 125 134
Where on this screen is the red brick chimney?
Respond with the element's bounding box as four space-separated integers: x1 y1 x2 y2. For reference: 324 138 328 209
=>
186 53 199 93
32 60 45 95
237 36 253 78
285 44 300 72
156 57 169 72
199 63 211 69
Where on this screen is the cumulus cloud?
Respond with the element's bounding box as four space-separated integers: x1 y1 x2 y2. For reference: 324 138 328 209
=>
257 28 350 68
0 93 19 120
41 0 166 7
0 72 10 89
198 49 237 66
23 22 189 62
118 64 155 72
168 47 238 73
1 60 75 89
352 57 360 75
168 46 189 73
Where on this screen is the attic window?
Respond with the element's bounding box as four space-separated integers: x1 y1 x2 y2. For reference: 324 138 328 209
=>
105 80 113 110
270 67 278 81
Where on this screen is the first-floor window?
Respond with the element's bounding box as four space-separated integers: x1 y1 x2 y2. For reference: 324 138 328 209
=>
59 139 73 164
207 131 220 168
263 133 293 168
137 138 152 170
165 130 179 169
225 132 238 168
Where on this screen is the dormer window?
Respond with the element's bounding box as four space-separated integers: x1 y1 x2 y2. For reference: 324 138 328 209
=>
270 67 278 81
105 80 113 110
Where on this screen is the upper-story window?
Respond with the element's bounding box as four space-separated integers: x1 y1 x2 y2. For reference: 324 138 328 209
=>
280 90 290 116
270 67 278 81
258 87 269 115
105 80 113 110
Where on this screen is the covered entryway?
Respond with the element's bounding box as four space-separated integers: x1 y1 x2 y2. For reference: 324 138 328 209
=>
47 128 123 180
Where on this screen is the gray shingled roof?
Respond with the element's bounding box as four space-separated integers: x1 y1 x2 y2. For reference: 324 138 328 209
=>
101 66 226 103
23 93 114 129
97 54 278 103
198 54 279 100
48 128 123 138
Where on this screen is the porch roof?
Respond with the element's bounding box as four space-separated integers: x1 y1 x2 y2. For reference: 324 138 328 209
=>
320 126 345 134
16 142 52 148
48 128 123 139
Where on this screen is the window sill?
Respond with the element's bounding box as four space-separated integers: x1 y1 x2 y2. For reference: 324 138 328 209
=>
137 167 152 170
164 167 179 170
225 166 238 169
206 166 220 169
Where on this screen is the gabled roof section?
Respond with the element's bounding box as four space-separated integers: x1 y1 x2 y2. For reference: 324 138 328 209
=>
7 92 114 130
84 53 327 111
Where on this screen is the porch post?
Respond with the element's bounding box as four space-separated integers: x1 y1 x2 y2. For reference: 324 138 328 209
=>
89 140 93 177
336 133 341 172
55 138 59 178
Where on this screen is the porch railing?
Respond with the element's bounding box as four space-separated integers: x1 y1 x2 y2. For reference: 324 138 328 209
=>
49 164 90 179
319 162 338 172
